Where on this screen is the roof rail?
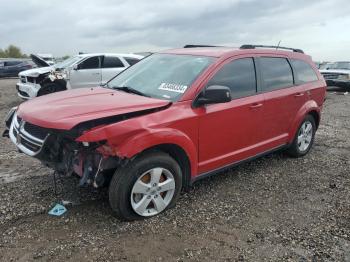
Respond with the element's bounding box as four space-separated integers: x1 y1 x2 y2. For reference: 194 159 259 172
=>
240 44 304 54
183 45 221 48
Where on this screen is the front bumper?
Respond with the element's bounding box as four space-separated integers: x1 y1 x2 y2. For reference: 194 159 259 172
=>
325 79 350 88
16 81 41 99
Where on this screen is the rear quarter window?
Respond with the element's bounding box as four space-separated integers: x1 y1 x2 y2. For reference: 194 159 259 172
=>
291 59 319 84
260 57 294 91
124 57 140 66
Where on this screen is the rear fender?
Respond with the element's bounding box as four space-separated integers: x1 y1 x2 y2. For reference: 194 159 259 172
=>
288 100 321 143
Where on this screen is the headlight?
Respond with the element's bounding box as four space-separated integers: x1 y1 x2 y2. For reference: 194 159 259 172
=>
338 74 350 80
4 107 17 128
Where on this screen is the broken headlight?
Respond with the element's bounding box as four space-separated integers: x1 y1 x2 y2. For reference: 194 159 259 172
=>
4 107 17 129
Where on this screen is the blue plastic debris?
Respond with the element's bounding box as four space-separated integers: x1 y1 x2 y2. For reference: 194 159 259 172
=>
48 203 67 216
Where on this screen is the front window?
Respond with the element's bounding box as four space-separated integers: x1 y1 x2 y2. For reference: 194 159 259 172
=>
107 54 215 101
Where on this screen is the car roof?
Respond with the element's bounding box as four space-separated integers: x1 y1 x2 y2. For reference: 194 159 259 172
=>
160 46 311 60
77 53 144 59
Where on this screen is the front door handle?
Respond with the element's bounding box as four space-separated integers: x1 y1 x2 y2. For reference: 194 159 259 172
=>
249 103 263 109
294 93 304 97
92 72 100 75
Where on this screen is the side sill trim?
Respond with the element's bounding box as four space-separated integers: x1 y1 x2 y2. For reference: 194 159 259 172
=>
190 144 288 185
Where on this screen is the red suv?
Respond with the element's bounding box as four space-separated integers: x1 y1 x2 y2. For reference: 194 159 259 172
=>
4 44 326 220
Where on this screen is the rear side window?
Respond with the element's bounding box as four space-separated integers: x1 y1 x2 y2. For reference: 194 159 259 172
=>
103 56 124 68
79 56 100 69
207 58 257 99
260 57 293 91
124 57 140 66
291 59 318 83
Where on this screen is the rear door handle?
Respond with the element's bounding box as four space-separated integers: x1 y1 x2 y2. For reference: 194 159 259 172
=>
294 93 304 97
249 103 263 109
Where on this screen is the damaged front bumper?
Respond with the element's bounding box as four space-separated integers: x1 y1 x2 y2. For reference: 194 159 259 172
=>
3 110 121 188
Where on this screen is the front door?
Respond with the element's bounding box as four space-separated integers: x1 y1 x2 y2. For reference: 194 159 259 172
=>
69 56 102 89
198 57 265 174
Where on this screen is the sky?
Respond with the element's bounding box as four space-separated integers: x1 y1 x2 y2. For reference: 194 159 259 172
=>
1 0 350 61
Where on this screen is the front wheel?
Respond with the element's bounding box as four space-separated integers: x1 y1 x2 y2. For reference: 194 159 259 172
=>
108 151 182 221
287 115 316 157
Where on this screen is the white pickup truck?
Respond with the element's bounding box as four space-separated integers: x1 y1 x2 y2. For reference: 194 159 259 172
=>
319 61 350 91
17 53 144 99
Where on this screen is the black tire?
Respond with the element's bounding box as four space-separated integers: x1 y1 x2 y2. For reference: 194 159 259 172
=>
38 83 64 96
287 114 316 157
109 151 182 221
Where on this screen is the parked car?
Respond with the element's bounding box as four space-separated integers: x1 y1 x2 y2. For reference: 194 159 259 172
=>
0 59 34 77
16 53 144 99
3 44 326 220
319 61 350 90
37 53 55 65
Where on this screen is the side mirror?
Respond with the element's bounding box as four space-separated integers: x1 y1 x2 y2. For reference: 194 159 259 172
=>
195 85 231 106
73 64 79 70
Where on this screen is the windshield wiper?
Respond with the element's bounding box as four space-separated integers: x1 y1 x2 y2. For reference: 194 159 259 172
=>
112 86 150 97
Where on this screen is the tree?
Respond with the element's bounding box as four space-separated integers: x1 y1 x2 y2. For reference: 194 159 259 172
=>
0 45 28 58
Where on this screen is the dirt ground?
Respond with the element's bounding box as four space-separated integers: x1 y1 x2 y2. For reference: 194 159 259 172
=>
0 78 349 262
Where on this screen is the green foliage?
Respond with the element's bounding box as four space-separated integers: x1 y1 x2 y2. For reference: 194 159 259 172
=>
0 45 28 58
62 55 70 60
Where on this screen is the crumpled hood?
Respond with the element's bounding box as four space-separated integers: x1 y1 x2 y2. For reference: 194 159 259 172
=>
18 66 53 77
17 87 171 130
320 69 350 74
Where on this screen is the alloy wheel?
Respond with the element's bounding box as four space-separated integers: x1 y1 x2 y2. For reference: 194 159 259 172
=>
130 167 176 217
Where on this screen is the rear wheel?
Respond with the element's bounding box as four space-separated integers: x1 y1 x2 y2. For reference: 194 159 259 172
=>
287 115 316 157
108 151 182 221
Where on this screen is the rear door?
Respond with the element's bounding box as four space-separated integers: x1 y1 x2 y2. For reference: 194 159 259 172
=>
198 57 265 174
101 56 126 84
69 56 102 88
258 56 305 148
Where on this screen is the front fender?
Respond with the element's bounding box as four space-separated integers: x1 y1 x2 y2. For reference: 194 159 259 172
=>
116 128 198 177
288 100 321 143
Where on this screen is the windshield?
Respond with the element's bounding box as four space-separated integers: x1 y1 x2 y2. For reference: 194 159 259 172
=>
327 62 350 70
55 56 83 69
107 53 215 101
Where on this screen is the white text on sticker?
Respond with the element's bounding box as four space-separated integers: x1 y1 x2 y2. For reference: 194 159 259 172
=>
158 83 188 93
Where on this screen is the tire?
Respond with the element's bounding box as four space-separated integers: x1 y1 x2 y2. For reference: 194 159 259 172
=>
287 114 316 157
109 151 182 221
38 83 63 96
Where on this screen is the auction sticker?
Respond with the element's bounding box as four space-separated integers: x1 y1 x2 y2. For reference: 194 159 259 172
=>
158 83 188 93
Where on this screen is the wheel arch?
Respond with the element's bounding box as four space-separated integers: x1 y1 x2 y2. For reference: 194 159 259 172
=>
115 129 198 187
136 143 192 190
288 100 321 143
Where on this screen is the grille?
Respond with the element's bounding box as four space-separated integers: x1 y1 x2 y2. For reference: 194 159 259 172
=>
24 122 49 140
27 77 35 83
321 73 345 80
9 114 49 156
20 76 26 83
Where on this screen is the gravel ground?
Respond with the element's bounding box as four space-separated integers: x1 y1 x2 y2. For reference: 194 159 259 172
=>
0 78 349 261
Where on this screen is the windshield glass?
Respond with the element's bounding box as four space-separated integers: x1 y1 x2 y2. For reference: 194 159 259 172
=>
55 56 83 69
328 62 350 70
107 54 215 101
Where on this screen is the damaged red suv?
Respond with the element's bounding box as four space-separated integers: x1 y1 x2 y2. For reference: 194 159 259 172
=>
4 44 326 220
